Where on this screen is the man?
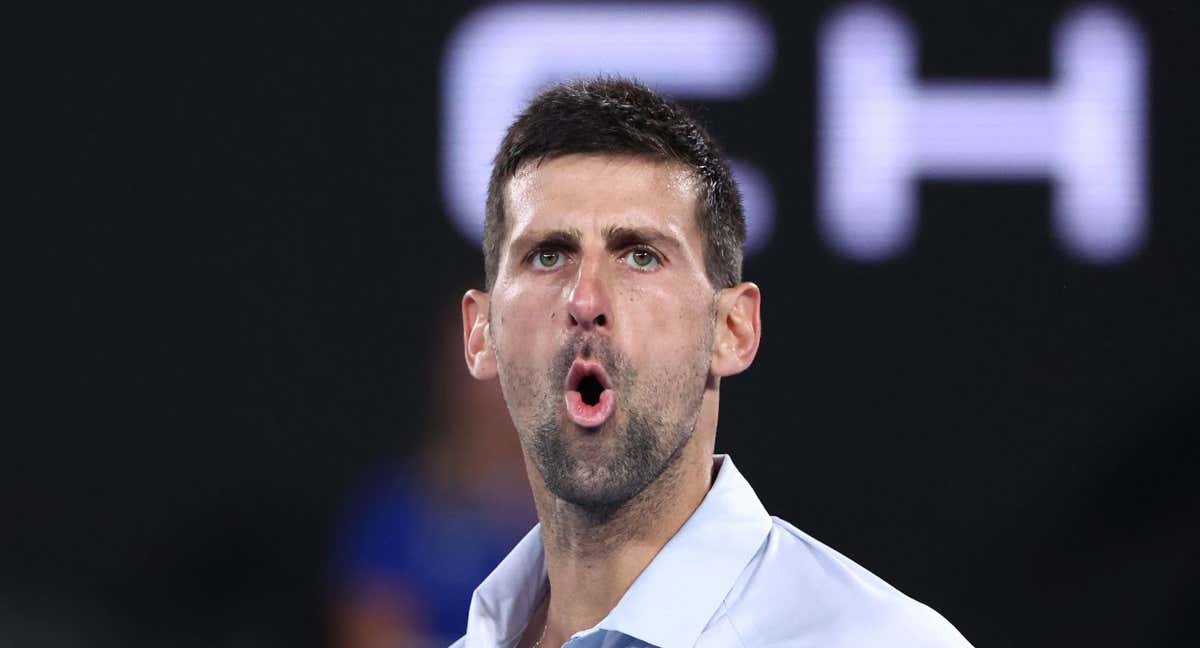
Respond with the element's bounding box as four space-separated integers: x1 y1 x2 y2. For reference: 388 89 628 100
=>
455 78 972 647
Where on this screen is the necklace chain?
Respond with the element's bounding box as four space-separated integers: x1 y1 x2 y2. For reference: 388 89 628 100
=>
531 620 548 648
531 584 551 648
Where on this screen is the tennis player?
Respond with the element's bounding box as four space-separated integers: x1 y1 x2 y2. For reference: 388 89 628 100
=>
454 78 972 648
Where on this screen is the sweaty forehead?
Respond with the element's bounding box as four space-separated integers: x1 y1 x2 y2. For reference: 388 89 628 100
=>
504 154 701 239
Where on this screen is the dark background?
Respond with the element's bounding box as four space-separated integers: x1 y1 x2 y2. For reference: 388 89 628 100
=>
14 1 1199 646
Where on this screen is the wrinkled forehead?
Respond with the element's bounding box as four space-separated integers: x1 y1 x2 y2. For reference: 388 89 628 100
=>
503 153 702 242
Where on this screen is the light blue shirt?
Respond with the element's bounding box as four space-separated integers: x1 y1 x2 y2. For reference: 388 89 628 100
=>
452 455 973 648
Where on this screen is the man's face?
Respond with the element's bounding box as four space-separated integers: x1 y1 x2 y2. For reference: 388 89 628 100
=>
487 154 718 511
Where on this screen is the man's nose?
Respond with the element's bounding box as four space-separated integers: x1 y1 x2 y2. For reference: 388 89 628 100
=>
566 258 610 330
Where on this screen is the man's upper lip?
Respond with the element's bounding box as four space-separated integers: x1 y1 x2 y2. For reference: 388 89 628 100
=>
565 359 612 392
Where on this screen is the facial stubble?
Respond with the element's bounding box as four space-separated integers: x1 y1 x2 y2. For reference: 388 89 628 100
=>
493 307 715 522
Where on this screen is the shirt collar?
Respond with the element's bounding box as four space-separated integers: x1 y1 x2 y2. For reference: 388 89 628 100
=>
463 454 772 648
463 522 549 647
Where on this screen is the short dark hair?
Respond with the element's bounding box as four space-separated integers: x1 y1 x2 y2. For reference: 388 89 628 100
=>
483 77 745 291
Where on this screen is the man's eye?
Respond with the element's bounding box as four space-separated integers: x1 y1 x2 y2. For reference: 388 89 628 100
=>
622 248 660 270
532 250 565 269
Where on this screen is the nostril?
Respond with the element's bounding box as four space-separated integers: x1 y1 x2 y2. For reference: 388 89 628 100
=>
594 314 606 327
568 314 578 326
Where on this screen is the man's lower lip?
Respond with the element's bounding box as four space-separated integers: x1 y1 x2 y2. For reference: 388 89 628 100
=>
564 390 616 428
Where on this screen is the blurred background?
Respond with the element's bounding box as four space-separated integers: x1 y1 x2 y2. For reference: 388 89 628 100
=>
13 0 1199 646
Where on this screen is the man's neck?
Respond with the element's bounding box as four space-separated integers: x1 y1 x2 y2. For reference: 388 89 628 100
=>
527 398 719 645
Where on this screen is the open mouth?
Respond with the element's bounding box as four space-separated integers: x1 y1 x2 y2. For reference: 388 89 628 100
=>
577 374 604 406
564 359 616 428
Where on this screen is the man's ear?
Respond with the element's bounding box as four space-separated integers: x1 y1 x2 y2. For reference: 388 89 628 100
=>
710 282 762 378
462 289 498 380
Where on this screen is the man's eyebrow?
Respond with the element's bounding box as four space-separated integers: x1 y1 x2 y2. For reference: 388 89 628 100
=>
508 228 583 260
602 225 682 254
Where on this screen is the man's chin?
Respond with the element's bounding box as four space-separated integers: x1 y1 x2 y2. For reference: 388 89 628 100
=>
537 442 641 510
530 408 674 514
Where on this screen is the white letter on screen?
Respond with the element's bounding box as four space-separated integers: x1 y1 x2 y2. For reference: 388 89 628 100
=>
818 3 1146 263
